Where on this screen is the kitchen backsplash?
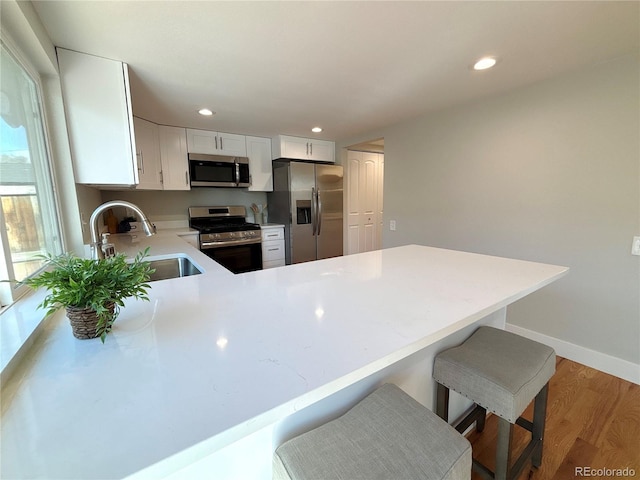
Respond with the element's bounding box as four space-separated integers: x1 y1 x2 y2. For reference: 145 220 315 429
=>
99 189 268 225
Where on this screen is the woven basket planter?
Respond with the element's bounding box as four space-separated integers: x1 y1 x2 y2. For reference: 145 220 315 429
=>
66 303 115 340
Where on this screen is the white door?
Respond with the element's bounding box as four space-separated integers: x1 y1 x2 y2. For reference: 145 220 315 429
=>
376 154 384 250
347 151 382 254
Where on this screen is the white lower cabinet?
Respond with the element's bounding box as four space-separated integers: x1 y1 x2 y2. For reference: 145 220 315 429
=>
261 225 285 269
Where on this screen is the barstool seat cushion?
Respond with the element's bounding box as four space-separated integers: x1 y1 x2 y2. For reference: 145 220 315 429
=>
433 326 555 423
273 383 471 480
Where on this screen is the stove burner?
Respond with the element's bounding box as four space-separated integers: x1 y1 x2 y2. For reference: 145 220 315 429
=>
190 220 260 234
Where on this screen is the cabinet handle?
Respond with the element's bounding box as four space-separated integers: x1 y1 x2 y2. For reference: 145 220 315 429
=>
220 137 223 150
185 171 189 185
267 248 279 252
215 136 218 150
306 142 309 156
137 152 144 173
160 171 164 184
309 143 313 156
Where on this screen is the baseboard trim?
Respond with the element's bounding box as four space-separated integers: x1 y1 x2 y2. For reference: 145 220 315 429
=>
506 324 640 385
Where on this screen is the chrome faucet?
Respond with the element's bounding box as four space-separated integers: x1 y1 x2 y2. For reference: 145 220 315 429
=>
89 200 156 259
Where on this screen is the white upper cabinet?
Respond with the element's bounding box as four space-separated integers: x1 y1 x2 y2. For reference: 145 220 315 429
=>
133 117 162 190
57 48 139 186
246 136 273 192
159 126 190 190
272 135 335 163
186 129 247 157
218 132 247 156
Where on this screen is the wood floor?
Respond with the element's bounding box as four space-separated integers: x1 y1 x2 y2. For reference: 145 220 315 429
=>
467 357 640 480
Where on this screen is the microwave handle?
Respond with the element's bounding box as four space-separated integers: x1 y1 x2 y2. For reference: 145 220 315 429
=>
235 161 240 186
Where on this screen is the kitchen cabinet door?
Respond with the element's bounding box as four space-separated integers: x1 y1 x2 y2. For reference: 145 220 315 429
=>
133 117 162 190
308 139 335 162
246 136 273 191
186 129 217 154
261 226 285 268
57 48 138 186
217 132 247 156
272 135 335 163
186 129 247 156
159 126 190 190
277 135 310 159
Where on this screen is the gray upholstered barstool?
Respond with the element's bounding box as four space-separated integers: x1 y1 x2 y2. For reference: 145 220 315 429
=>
273 383 472 480
433 326 555 480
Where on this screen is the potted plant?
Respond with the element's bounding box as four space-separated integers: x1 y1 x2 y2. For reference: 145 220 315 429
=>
22 248 154 342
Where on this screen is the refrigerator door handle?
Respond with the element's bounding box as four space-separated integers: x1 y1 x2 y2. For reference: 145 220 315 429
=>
311 187 317 236
316 189 322 236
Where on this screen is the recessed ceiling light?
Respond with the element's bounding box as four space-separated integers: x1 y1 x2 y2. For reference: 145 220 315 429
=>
311 127 323 133
198 108 214 116
473 57 497 71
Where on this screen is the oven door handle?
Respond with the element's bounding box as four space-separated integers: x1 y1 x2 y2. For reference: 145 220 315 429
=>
201 238 262 248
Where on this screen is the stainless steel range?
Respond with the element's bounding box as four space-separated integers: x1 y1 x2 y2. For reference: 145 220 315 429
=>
188 206 262 274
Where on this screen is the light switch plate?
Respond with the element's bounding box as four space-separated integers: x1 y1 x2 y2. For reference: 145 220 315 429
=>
632 236 640 256
390 220 396 231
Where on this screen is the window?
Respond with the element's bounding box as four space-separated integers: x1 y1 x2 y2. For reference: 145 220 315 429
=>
0 40 63 306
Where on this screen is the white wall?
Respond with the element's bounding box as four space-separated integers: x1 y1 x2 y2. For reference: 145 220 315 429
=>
339 54 639 370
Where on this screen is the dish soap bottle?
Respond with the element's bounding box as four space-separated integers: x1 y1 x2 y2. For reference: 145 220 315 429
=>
106 208 118 234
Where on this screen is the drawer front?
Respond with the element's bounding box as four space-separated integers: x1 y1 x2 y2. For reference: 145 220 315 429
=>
264 258 286 269
262 241 285 261
261 228 284 242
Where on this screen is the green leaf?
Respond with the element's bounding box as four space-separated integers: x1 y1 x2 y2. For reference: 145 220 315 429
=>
21 249 153 343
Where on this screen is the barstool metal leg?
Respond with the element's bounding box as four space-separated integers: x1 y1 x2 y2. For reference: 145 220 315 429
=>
495 417 514 480
436 382 450 422
532 383 549 467
476 406 487 433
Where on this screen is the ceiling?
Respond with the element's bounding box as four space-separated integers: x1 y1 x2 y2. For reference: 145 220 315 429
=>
31 1 639 142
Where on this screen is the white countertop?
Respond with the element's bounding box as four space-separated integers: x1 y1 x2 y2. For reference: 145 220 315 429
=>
0 234 568 479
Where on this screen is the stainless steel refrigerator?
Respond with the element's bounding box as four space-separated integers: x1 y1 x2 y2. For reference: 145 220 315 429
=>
269 160 343 264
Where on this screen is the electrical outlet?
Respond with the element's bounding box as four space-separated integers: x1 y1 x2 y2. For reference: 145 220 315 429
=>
390 220 396 231
632 236 640 256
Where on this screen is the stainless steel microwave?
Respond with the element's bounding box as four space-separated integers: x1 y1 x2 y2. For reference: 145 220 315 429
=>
188 153 251 187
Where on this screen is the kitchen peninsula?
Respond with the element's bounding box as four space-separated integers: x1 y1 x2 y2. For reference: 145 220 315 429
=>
1 233 568 479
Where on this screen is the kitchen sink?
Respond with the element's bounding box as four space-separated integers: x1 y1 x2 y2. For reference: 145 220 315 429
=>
147 256 203 282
